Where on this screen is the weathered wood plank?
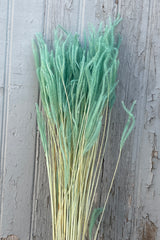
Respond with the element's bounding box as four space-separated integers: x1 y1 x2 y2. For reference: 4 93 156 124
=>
0 1 9 231
0 0 8 138
0 0 44 239
96 0 160 239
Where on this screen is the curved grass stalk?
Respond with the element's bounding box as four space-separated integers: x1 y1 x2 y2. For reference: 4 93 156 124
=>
93 101 136 240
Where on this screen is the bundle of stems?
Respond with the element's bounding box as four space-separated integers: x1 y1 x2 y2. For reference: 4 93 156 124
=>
32 18 135 240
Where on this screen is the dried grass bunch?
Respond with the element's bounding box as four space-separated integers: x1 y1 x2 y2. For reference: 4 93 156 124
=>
32 18 135 240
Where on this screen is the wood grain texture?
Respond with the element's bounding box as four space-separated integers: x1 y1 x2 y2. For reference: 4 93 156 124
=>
0 0 44 239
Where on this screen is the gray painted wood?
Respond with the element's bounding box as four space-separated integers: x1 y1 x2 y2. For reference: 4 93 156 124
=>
0 0 44 239
0 0 160 240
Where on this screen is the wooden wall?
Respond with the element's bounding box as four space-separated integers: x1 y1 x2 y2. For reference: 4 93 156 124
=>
0 0 160 239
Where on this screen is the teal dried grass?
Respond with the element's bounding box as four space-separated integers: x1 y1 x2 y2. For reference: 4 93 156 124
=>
33 17 135 240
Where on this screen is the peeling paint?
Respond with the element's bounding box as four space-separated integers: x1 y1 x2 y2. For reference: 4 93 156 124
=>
152 150 159 160
0 235 19 240
146 171 153 189
65 0 73 10
139 215 157 240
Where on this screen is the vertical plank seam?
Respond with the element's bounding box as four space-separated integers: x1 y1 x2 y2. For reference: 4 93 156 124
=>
43 0 50 39
132 0 153 238
0 0 15 234
29 0 50 239
134 0 152 210
77 0 86 39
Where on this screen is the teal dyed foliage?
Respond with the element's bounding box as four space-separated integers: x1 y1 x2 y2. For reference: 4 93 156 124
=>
32 18 121 158
89 208 103 240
